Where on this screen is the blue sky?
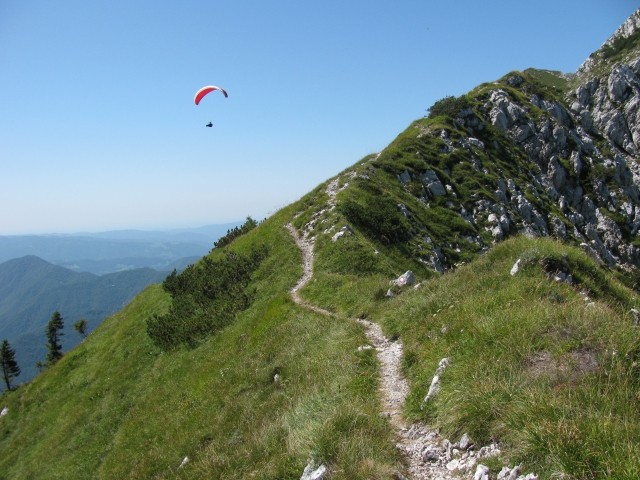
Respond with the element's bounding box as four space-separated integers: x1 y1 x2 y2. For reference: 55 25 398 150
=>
0 1 637 234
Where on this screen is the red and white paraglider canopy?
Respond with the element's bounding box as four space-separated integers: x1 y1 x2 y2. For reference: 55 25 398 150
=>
194 85 228 105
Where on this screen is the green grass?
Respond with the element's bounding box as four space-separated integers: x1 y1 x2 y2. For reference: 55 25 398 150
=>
372 236 640 478
577 29 640 81
292 200 640 479
522 68 570 94
4 41 640 478
0 208 399 479
2 204 639 479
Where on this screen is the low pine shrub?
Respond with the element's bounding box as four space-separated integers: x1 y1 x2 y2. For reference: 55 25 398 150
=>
147 246 268 349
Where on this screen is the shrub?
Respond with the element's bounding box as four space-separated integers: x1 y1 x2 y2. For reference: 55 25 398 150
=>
338 193 411 244
147 246 268 350
601 29 640 60
426 95 472 119
213 216 259 250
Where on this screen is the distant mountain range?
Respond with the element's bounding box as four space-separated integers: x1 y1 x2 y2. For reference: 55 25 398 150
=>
0 255 169 386
0 223 242 386
0 222 241 275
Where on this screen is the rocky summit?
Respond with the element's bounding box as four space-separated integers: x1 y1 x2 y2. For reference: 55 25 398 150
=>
344 8 640 274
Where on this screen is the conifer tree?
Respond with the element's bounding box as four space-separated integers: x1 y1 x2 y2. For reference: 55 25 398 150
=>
46 311 64 365
1 339 21 391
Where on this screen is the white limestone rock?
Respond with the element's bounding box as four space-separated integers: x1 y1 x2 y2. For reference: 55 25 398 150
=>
390 271 416 288
473 464 490 480
510 259 521 276
300 461 328 480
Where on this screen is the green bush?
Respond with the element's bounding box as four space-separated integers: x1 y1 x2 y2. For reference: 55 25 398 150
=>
601 29 640 60
338 193 410 244
147 246 268 350
427 95 472 119
213 216 259 249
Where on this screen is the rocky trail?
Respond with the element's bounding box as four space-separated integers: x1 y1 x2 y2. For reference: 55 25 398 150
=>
287 177 538 480
287 178 464 480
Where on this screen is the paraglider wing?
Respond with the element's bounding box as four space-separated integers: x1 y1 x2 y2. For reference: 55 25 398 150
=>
194 85 228 105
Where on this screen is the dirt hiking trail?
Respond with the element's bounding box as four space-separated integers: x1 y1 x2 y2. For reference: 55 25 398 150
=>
286 178 462 480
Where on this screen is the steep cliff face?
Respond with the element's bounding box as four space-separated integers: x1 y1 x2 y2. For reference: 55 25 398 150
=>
349 9 640 273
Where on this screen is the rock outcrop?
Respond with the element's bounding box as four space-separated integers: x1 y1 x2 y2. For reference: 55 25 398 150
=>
384 10 640 272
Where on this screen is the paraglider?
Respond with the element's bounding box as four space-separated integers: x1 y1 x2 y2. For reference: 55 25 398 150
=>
194 85 228 105
195 85 228 128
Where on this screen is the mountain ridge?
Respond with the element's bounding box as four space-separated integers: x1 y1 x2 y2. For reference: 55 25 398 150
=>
1 9 640 480
0 222 241 274
0 255 168 385
578 8 640 78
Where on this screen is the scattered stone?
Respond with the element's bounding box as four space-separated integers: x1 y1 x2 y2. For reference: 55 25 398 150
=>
300 461 328 480
510 259 521 276
398 203 412 218
491 223 505 241
497 465 522 479
422 445 441 462
458 433 473 451
462 456 478 472
468 137 485 149
553 271 567 282
178 456 189 469
273 373 281 385
0 407 8 417
427 181 446 197
422 358 450 404
357 345 373 351
474 464 490 480
390 271 416 288
420 170 447 197
446 459 461 471
398 170 411 184
631 308 640 326
331 225 353 242
477 443 501 458
506 75 524 87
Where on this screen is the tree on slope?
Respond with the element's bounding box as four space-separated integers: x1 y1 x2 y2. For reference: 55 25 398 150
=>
74 319 88 339
46 311 64 365
1 339 21 391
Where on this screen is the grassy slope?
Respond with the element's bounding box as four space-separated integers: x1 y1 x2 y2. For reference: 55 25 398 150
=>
1 187 638 479
2 61 640 479
304 227 640 478
0 207 398 480
382 237 639 478
283 156 640 478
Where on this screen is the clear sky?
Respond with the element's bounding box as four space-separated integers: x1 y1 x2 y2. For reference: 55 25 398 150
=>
0 1 637 234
